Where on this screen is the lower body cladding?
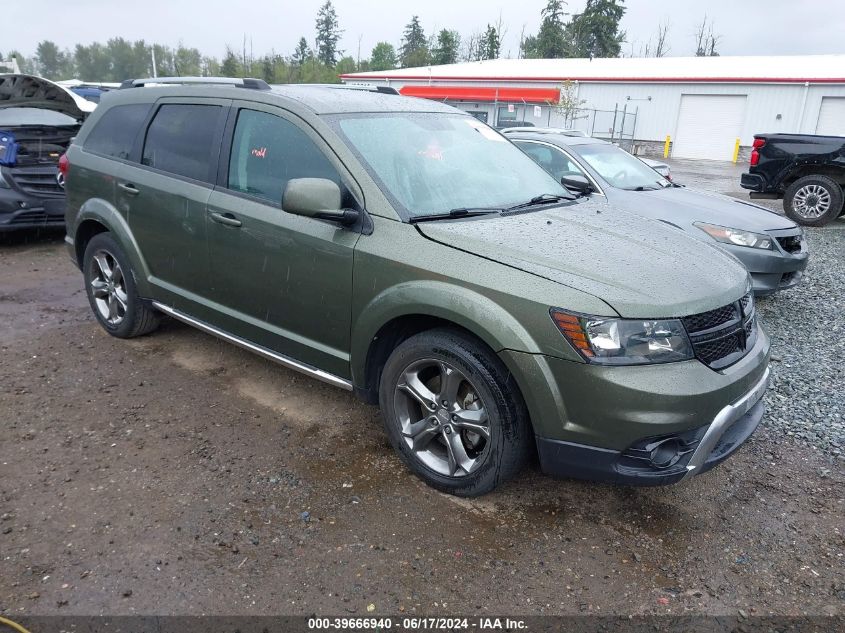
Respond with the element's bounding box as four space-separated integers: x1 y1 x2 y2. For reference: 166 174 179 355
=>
500 327 771 486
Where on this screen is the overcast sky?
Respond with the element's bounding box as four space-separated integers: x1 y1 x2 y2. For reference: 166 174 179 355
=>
5 0 843 62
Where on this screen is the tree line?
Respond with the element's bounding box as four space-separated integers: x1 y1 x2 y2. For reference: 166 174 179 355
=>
3 0 721 83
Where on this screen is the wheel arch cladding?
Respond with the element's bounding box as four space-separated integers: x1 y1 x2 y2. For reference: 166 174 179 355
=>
350 281 544 403
74 198 153 296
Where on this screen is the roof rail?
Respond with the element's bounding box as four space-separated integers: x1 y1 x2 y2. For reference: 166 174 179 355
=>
307 83 399 95
120 76 271 90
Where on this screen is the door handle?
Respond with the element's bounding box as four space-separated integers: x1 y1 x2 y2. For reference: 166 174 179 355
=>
118 183 140 196
209 211 242 228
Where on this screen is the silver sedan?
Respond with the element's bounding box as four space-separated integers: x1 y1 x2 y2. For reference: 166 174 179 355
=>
504 128 808 295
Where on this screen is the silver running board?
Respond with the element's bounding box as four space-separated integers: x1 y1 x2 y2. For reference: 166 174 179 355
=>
151 301 353 391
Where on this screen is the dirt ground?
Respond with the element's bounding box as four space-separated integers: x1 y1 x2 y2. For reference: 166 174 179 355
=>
1 213 843 619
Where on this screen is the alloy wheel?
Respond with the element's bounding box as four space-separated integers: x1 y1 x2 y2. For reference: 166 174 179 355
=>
89 250 128 326
792 184 831 219
393 358 491 477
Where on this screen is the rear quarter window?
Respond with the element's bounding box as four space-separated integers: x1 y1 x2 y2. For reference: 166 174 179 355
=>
83 103 151 160
141 104 223 182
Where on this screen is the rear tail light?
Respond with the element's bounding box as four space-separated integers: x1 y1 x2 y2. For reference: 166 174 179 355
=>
58 153 69 185
750 138 765 166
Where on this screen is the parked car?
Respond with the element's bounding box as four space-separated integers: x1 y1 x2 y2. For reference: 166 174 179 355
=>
494 120 536 131
641 157 672 180
65 77 770 496
0 74 95 231
504 128 808 295
741 133 845 226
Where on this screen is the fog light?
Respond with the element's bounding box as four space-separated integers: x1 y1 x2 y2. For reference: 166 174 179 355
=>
649 438 683 469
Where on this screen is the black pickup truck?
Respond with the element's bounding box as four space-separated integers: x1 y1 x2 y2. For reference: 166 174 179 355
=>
741 133 845 227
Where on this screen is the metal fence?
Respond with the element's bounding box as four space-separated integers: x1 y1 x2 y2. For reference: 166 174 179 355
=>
567 104 639 151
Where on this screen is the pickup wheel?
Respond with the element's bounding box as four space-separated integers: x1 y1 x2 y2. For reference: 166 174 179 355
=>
783 175 843 226
82 233 160 338
379 328 532 497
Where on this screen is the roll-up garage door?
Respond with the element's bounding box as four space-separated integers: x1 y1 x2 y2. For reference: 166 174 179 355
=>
673 94 747 161
815 97 845 136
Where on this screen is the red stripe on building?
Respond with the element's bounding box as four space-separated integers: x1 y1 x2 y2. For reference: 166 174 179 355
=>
398 85 561 102
344 74 845 84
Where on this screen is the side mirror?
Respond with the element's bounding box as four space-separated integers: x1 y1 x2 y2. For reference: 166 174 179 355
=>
283 178 360 225
561 174 593 195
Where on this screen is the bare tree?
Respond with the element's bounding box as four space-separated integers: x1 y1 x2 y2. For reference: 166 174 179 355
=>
694 15 720 56
654 20 670 57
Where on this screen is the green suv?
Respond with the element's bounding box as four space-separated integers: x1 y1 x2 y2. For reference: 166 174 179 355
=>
64 77 771 496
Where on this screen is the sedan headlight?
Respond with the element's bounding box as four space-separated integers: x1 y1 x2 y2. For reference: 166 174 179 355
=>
695 222 772 249
551 309 694 365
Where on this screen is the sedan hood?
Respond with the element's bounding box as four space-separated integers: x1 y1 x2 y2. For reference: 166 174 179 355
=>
416 198 749 319
0 74 95 120
614 185 797 232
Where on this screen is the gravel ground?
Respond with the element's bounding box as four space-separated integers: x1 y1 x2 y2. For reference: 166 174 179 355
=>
0 160 843 620
666 159 845 459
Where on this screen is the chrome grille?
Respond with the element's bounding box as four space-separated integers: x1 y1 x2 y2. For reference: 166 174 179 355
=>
8 166 63 197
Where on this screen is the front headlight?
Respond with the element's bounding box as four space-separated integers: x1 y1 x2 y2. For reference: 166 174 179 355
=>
695 222 772 249
551 309 694 365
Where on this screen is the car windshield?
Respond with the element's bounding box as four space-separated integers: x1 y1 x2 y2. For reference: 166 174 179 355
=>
0 107 78 127
576 143 670 190
329 112 568 219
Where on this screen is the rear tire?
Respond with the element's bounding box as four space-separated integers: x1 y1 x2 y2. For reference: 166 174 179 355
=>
82 233 160 338
783 175 843 226
378 328 532 497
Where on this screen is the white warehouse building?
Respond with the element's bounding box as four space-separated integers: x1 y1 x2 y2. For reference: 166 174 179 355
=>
342 55 845 161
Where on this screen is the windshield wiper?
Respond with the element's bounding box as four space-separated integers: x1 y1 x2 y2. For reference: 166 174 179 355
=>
408 208 501 223
502 193 574 213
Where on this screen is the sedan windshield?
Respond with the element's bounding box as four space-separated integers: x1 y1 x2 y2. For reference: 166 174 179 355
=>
329 113 569 219
576 143 670 190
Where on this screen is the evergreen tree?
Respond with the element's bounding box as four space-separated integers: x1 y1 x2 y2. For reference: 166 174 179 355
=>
431 30 460 66
221 47 242 76
292 37 311 66
315 0 342 67
35 40 73 80
480 25 500 60
568 0 626 58
399 16 430 68
522 0 572 59
369 42 397 71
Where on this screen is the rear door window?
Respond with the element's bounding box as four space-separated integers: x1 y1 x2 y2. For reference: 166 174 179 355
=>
142 104 223 182
227 109 340 205
84 104 151 160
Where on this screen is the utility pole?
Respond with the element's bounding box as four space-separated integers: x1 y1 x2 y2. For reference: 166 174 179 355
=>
151 47 158 78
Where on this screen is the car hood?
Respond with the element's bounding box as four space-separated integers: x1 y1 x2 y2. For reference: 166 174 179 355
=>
0 74 95 120
608 185 797 232
416 198 749 319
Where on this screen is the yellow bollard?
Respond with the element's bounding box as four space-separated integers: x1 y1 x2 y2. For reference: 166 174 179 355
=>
732 138 741 164
663 135 671 159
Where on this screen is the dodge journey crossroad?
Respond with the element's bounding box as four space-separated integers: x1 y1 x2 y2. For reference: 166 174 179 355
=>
64 78 771 496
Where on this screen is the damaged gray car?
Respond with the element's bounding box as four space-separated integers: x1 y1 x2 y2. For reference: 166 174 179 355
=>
0 74 94 231
505 128 809 296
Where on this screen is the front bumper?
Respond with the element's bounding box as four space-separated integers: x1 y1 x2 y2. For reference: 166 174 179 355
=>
499 322 770 485
536 366 770 486
720 231 809 296
0 189 66 232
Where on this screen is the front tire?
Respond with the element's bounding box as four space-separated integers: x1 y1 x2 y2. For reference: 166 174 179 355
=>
378 328 532 497
82 233 160 338
783 175 843 226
